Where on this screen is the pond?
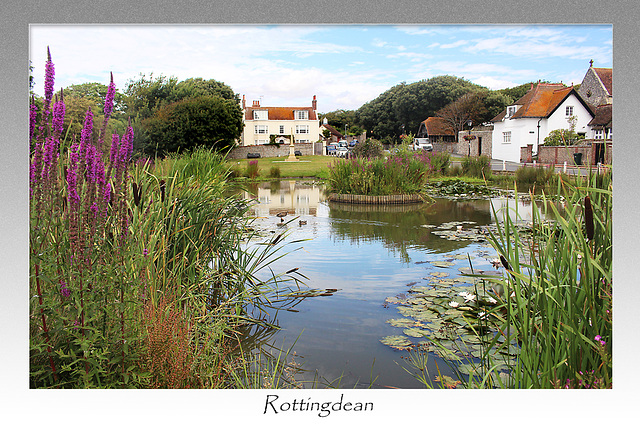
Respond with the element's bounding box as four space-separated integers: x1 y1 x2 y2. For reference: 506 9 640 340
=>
238 180 553 388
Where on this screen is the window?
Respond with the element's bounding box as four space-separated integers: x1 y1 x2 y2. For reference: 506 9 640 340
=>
506 106 517 118
295 110 309 120
253 110 268 120
254 125 268 134
594 129 603 140
565 106 574 117
297 139 310 144
502 131 511 143
296 125 309 134
607 128 612 139
279 125 285 134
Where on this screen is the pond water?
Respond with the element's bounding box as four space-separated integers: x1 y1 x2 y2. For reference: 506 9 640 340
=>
238 181 549 388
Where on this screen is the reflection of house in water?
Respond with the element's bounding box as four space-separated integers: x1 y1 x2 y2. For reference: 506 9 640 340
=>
244 181 325 217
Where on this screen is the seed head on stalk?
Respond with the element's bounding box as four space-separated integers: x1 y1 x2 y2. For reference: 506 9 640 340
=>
584 196 594 241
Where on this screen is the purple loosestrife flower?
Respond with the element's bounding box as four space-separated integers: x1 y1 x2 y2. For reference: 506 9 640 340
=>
30 97 38 141
119 122 134 164
52 90 66 138
67 143 81 208
80 108 94 148
104 72 115 119
60 281 70 298
43 47 55 116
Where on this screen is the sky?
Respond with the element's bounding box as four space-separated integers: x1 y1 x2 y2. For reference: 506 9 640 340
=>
30 24 612 113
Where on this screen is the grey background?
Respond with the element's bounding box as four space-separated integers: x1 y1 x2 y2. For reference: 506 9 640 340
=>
2 0 637 424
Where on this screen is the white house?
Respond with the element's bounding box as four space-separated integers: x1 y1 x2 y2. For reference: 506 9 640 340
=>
240 95 321 146
491 83 595 163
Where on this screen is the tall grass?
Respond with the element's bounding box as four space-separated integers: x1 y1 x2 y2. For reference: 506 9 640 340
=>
327 151 432 196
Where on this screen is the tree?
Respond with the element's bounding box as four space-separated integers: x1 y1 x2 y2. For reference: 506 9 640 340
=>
319 109 357 134
543 116 585 146
435 92 488 141
355 76 484 143
141 95 243 156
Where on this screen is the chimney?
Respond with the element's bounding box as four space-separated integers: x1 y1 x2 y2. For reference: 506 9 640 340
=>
242 95 246 109
312 95 317 111
253 100 260 107
530 82 534 90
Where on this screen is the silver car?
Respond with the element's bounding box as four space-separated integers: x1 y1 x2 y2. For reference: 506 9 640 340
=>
413 138 433 151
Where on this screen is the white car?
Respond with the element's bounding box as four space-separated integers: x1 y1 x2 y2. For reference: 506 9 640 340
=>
413 138 433 151
336 146 349 158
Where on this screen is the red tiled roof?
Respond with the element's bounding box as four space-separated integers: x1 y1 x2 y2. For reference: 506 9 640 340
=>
593 68 612 96
492 83 593 121
421 117 454 136
245 106 318 121
321 123 342 137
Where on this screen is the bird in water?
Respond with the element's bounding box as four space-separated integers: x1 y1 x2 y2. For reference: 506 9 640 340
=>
276 211 288 222
298 220 307 226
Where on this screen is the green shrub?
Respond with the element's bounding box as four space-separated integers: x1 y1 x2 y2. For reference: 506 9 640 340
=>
352 138 384 158
268 165 281 178
245 160 260 179
430 152 451 175
515 164 554 186
461 155 491 178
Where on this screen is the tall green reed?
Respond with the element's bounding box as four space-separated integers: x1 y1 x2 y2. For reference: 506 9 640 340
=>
481 172 612 388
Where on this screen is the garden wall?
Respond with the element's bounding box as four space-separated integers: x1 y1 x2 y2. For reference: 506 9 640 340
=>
227 143 315 159
521 141 612 165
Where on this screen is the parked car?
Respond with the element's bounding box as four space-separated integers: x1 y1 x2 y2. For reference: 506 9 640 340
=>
336 146 349 158
327 143 339 155
294 150 302 156
338 140 348 148
412 138 433 151
348 140 357 148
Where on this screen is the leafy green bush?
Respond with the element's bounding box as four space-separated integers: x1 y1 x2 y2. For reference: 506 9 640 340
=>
268 165 281 178
351 138 383 158
461 155 491 178
430 152 451 175
245 160 260 179
515 164 554 186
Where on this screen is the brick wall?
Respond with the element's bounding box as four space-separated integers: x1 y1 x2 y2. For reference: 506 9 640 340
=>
536 141 612 166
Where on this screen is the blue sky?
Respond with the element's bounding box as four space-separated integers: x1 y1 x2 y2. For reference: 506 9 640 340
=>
30 24 612 113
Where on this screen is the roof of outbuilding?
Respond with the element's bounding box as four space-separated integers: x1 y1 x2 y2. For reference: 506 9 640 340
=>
588 103 612 127
420 117 454 136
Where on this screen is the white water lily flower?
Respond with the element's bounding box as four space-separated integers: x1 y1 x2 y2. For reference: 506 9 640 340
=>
478 311 488 319
458 291 470 297
487 296 497 304
464 293 476 302
449 301 460 308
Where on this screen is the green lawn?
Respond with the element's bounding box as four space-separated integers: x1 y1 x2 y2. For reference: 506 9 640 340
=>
228 155 337 179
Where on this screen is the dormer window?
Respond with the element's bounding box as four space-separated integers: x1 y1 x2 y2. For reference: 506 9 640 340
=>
506 106 517 118
253 110 268 120
295 110 309 120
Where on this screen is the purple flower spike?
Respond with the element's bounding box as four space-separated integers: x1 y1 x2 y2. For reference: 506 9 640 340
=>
104 72 115 119
29 97 38 141
52 90 66 137
80 108 94 148
44 47 55 114
60 281 70 298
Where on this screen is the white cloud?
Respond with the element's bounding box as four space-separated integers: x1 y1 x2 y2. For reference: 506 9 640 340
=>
440 40 467 49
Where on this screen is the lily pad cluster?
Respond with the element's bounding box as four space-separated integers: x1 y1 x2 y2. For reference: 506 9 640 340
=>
380 255 520 382
431 221 492 244
426 180 505 200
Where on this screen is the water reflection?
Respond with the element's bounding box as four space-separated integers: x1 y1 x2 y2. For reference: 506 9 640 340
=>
238 181 557 388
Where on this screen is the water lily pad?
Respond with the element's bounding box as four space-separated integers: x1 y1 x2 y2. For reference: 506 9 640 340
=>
431 261 455 268
404 328 428 338
430 271 449 278
386 318 420 328
452 254 474 260
380 335 412 350
384 296 406 305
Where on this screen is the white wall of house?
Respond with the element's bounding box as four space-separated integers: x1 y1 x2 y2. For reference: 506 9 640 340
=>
241 112 321 146
492 94 593 162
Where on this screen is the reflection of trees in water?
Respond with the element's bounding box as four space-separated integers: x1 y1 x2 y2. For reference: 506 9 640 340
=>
328 198 494 261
